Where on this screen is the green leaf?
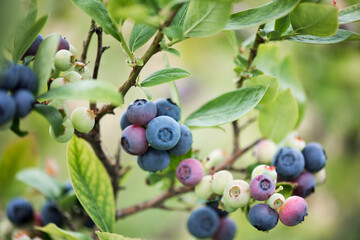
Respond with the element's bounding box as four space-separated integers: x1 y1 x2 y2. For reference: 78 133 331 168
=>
223 30 238 54
129 23 157 52
185 86 267 127
37 223 92 240
339 4 360 24
275 15 291 34
72 0 121 41
171 3 189 27
0 136 38 205
107 0 135 24
287 29 360 44
258 89 298 143
67 136 115 232
58 193 78 211
244 75 279 104
12 15 48 62
15 0 38 44
183 0 232 37
33 104 63 136
163 25 184 41
33 33 60 95
164 48 181 57
37 80 123 106
290 3 338 36
276 182 297 199
112 5 160 26
169 150 192 170
140 68 190 87
146 173 164 186
16 169 63 201
96 231 141 240
224 0 299 30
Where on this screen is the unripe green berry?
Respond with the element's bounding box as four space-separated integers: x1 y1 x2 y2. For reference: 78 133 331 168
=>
211 170 233 195
49 119 74 143
223 180 250 208
314 168 326 185
50 78 66 90
267 193 285 210
205 149 227 169
54 50 75 71
71 107 95 133
251 164 277 183
285 136 306 151
64 71 82 82
194 175 213 200
254 139 277 162
219 197 237 213
74 62 91 80
48 100 69 120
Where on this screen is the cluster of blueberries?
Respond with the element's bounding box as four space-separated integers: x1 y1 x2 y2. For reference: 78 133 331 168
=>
172 136 327 238
0 63 38 127
120 98 192 172
6 181 93 233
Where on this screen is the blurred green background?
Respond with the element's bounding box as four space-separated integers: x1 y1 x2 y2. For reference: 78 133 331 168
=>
1 0 360 239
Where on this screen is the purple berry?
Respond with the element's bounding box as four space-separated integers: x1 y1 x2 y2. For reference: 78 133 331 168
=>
137 147 170 172
169 124 192 156
146 116 181 150
121 125 148 155
187 206 219 239
22 34 44 59
120 109 132 130
127 99 157 126
248 203 278 231
271 147 305 180
0 90 16 125
213 217 237 240
6 198 34 226
279 196 308 226
154 98 181 121
176 158 204 186
302 142 327 172
46 34 70 51
41 201 63 227
291 171 316 198
249 174 275 201
13 89 35 118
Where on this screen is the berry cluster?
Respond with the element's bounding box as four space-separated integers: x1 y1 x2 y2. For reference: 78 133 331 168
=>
120 98 192 172
182 136 327 238
0 63 37 127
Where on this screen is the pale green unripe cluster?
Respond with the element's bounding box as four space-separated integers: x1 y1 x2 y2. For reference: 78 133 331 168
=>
205 149 227 169
74 62 92 80
54 50 75 71
219 196 237 213
222 180 250 208
254 139 278 162
285 135 306 151
71 107 95 133
211 170 233 195
194 175 213 199
49 119 74 143
64 71 83 82
48 100 69 120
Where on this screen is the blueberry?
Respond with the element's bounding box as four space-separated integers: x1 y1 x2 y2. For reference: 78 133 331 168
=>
271 147 305 180
176 158 204 186
41 201 63 227
195 175 213 200
211 170 233 195
121 125 148 155
22 34 44 59
213 217 237 240
55 50 75 72
254 139 278 162
84 216 95 228
0 63 19 91
13 90 35 118
127 99 157 126
154 98 181 121
169 124 192 156
63 71 82 82
248 203 278 231
279 196 308 226
291 171 316 198
70 107 95 133
187 206 219 239
0 90 16 125
137 147 170 172
267 193 285 210
46 34 70 51
205 149 227 169
285 135 306 151
223 180 250 208
16 65 38 93
251 164 277 182
120 109 132 130
6 198 34 226
302 142 327 172
146 116 181 150
50 77 66 90
206 201 229 218
249 174 275 201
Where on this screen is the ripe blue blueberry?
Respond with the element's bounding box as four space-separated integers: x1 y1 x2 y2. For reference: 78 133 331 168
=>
6 198 34 226
22 34 44 59
13 90 35 118
302 142 327 172
0 90 16 125
213 217 237 240
248 203 279 231
249 174 275 201
0 63 19 90
84 216 95 228
16 65 38 93
127 99 157 126
176 158 204 186
120 109 132 130
206 201 229 218
279 196 308 226
121 125 148 155
271 147 305 180
154 98 181 121
137 147 170 172
41 201 63 227
187 206 219 239
291 171 316 198
146 116 181 150
169 124 192 156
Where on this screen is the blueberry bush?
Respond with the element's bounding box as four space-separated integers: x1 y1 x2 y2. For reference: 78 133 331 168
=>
0 0 359 239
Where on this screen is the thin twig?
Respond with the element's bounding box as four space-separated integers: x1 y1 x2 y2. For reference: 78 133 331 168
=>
232 120 240 153
80 20 95 63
